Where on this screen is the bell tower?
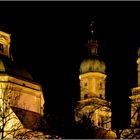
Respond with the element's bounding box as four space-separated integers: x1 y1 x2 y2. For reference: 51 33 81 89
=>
130 47 140 127
79 21 106 100
75 21 111 130
0 31 11 58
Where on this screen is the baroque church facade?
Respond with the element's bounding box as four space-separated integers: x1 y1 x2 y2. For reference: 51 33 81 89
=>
0 31 45 138
75 21 140 138
75 21 111 130
0 22 140 138
130 48 140 127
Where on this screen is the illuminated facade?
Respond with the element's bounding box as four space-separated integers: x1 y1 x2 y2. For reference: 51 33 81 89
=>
75 21 111 130
119 48 140 139
130 48 140 127
0 31 45 138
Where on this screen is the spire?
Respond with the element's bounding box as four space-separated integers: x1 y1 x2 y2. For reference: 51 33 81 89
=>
87 20 98 56
90 21 95 36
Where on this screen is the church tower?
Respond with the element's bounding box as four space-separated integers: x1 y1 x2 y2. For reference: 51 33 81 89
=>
130 47 140 127
75 21 111 130
79 21 106 100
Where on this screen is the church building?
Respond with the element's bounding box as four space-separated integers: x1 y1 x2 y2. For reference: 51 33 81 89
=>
75 21 140 139
75 21 111 130
0 31 44 138
130 48 140 127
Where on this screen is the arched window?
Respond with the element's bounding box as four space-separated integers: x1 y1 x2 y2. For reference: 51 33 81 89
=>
100 94 103 99
98 116 104 127
84 94 88 99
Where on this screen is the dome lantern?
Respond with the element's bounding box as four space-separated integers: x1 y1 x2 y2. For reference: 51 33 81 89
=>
87 21 98 56
80 21 106 74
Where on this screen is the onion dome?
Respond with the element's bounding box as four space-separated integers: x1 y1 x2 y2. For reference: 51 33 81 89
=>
80 21 106 74
80 57 106 74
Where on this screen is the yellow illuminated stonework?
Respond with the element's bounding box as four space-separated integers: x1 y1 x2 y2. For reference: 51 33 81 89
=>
0 31 11 58
79 72 106 100
130 57 140 127
75 97 111 130
120 48 140 138
0 75 44 115
76 24 140 139
75 22 112 132
0 31 45 138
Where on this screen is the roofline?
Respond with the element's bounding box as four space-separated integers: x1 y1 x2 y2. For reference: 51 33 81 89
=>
0 73 42 86
0 31 11 37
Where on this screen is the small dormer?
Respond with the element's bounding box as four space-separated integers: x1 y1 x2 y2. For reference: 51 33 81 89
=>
0 31 11 58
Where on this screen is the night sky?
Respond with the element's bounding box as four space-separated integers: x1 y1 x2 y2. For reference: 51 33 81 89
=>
0 1 140 131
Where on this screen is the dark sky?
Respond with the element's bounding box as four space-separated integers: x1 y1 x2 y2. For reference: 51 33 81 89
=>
1 1 140 130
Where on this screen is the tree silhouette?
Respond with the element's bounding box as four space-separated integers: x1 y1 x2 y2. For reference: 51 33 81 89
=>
0 83 61 139
116 106 140 139
74 99 117 139
0 83 23 138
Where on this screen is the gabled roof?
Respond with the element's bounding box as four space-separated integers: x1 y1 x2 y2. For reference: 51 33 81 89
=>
0 54 33 81
12 107 42 130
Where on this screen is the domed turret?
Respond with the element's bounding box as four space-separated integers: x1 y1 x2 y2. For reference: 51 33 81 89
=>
76 21 111 131
80 57 105 74
80 21 106 74
79 21 106 100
